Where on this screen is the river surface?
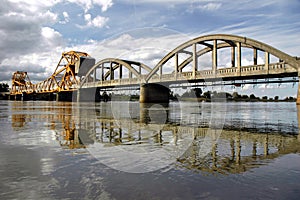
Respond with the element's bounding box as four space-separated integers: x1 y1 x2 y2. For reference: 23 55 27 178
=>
0 100 300 199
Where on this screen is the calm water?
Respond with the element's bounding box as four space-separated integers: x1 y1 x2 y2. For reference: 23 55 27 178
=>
0 100 300 199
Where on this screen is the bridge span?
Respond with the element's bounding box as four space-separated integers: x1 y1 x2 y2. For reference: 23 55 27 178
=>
10 34 300 103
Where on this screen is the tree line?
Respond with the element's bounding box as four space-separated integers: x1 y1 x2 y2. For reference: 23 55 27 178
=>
173 88 296 102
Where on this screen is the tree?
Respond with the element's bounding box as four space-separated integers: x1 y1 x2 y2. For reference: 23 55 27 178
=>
250 94 256 99
241 95 249 99
203 91 211 99
0 83 9 92
232 92 241 99
192 88 202 98
274 96 279 101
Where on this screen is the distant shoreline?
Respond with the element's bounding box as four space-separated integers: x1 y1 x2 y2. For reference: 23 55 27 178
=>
177 97 296 103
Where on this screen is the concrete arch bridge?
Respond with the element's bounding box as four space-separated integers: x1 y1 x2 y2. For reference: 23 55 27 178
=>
79 34 300 103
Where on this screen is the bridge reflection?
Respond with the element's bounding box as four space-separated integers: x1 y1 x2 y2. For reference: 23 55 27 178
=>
10 101 300 174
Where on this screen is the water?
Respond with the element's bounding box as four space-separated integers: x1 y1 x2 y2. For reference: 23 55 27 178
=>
0 100 300 199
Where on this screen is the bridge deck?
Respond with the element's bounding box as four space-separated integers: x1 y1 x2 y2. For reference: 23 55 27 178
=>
81 62 297 88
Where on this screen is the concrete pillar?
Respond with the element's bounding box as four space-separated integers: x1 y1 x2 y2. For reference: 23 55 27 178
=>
236 42 241 76
110 62 114 80
231 46 235 67
253 48 258 65
297 105 300 141
139 83 170 103
56 91 73 102
101 64 104 81
175 53 178 79
159 66 163 79
16 94 22 100
212 40 217 76
192 43 198 78
119 65 122 79
297 72 300 104
76 88 98 102
22 92 30 101
93 69 96 82
265 52 270 71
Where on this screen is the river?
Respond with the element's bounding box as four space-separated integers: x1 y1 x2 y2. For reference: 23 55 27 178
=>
0 100 300 199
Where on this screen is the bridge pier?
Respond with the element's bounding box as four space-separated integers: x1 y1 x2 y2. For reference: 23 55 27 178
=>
139 83 170 103
10 94 22 100
297 79 300 105
56 91 73 102
76 87 101 102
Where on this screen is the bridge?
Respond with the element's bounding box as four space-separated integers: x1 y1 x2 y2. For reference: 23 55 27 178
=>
10 34 300 103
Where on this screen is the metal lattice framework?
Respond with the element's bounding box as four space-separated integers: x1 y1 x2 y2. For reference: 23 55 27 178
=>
11 51 91 95
11 71 33 94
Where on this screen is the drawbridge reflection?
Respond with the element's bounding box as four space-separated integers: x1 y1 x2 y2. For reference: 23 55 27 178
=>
10 101 300 174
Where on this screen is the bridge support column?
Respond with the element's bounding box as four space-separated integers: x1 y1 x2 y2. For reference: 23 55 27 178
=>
212 40 217 76
236 42 241 76
139 83 170 103
297 80 300 105
76 87 100 102
56 91 73 102
10 94 22 100
22 92 31 101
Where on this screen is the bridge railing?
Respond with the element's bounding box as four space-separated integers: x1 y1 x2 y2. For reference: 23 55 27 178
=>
80 62 297 89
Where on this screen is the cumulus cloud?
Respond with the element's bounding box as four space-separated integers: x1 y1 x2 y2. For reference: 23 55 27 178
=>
83 14 109 28
59 11 70 24
65 0 113 13
0 0 64 82
81 29 193 69
93 0 113 12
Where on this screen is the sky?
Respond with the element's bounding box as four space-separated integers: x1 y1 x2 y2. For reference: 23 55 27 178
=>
0 0 300 98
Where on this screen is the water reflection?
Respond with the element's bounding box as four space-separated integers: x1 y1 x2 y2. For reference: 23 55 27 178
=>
10 101 300 174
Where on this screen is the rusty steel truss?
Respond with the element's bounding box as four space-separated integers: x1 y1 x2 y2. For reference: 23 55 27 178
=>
11 51 92 95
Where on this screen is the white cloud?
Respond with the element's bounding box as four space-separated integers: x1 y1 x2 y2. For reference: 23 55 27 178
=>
60 11 70 24
196 3 222 11
84 14 109 28
65 0 113 13
7 0 62 12
0 0 65 82
66 0 93 12
41 27 62 40
93 0 113 12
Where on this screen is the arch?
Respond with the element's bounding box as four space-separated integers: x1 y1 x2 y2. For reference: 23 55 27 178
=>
178 42 252 71
80 58 151 86
146 34 300 82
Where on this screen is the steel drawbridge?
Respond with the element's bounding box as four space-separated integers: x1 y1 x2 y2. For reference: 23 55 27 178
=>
10 51 95 95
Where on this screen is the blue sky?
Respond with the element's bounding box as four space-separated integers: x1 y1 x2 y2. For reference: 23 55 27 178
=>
0 0 300 98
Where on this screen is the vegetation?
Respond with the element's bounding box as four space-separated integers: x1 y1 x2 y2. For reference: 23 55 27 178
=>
176 89 296 102
0 82 10 100
0 83 9 92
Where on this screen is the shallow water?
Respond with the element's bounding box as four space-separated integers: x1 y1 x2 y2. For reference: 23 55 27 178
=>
0 100 300 199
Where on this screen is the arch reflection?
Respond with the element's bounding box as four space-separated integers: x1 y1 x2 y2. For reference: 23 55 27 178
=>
10 101 300 174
